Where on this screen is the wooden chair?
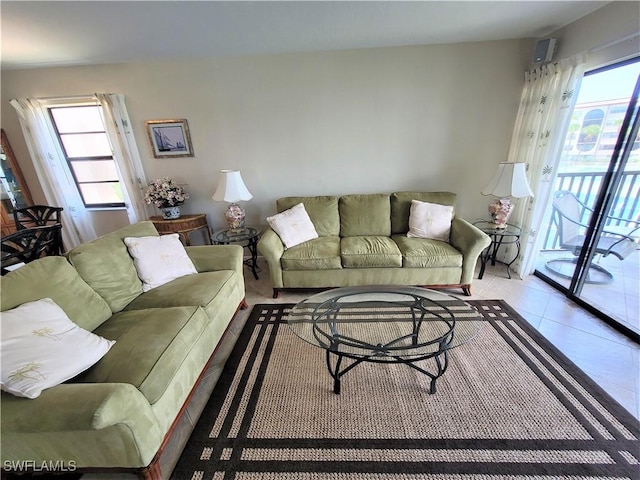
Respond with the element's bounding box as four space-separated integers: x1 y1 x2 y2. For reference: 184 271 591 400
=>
12 205 64 254
13 205 63 229
1 224 63 275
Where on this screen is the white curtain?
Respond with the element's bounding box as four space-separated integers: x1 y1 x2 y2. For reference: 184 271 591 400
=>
506 53 588 277
9 98 97 248
96 93 149 223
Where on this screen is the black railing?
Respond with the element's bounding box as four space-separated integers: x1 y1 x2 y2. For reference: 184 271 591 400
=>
541 170 640 250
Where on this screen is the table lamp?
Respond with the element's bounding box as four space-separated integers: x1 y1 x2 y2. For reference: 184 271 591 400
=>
481 162 534 229
212 169 253 232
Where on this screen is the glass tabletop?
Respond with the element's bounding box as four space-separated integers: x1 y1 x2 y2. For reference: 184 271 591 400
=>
473 221 521 236
286 286 484 358
211 226 260 243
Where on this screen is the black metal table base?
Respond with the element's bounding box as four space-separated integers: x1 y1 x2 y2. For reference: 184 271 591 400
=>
243 239 260 280
326 348 450 395
478 236 521 279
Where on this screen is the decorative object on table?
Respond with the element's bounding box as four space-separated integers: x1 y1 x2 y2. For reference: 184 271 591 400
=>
144 177 189 219
212 169 253 232
481 162 534 228
145 119 194 158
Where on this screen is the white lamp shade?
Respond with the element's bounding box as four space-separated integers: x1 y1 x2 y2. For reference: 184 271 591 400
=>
212 170 253 203
482 162 534 198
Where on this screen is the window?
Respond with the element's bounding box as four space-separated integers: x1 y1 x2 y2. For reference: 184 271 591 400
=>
48 105 124 208
576 108 604 152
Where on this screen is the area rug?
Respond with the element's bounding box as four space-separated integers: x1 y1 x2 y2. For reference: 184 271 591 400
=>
172 300 640 479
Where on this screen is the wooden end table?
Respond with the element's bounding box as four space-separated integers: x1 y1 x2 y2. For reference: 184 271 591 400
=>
150 213 212 246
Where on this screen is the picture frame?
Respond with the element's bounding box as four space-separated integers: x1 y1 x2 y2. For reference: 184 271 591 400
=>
145 119 194 158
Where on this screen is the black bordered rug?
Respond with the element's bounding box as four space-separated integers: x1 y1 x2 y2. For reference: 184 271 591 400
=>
172 300 640 479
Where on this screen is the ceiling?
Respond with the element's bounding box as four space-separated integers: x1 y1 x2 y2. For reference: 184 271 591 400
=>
1 1 611 70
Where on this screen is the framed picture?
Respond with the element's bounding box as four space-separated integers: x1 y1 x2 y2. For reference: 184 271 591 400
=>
145 119 194 158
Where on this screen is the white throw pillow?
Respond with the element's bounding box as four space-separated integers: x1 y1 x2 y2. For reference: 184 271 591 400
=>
1 298 115 399
266 203 319 249
407 200 454 242
124 234 197 292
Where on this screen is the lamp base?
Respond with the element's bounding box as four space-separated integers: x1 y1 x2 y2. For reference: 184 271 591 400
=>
488 197 513 229
225 203 246 232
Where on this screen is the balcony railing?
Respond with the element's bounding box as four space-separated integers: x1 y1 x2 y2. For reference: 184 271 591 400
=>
541 170 640 250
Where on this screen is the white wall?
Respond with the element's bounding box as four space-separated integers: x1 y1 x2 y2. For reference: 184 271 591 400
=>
1 40 532 237
2 2 637 239
551 1 639 70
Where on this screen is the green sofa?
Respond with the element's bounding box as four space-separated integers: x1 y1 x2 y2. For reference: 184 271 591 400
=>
258 192 491 297
1 221 246 479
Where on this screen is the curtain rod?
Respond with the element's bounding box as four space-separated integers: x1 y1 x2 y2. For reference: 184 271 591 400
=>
589 32 640 54
16 93 115 102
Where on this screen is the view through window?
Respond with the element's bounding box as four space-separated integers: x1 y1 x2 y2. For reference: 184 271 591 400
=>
49 105 124 208
537 58 640 338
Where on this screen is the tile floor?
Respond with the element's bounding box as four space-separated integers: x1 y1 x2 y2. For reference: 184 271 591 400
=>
243 258 640 420
537 249 640 337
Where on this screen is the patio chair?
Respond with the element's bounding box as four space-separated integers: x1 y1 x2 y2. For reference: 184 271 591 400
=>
545 190 639 284
1 224 63 275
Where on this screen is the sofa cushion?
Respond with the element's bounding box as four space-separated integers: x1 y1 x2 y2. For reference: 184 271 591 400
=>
267 203 319 248
0 256 112 332
391 192 457 235
124 270 241 321
1 298 115 399
281 237 342 270
341 236 402 268
67 222 159 313
407 200 454 242
339 194 391 237
124 234 197 291
276 196 339 237
393 235 463 268
81 306 207 405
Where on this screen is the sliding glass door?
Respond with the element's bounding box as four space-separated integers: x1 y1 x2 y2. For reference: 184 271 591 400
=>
536 58 640 340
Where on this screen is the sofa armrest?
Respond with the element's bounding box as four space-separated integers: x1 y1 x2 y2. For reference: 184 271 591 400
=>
186 245 243 274
1 383 163 467
2 382 159 434
449 217 492 285
257 228 285 288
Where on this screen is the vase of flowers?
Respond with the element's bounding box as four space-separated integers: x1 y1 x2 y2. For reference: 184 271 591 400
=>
144 177 189 219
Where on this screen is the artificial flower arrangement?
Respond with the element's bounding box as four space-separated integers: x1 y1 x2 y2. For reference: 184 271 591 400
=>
144 177 190 208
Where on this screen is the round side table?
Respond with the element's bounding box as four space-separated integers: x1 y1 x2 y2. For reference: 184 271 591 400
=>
212 226 262 280
473 221 521 279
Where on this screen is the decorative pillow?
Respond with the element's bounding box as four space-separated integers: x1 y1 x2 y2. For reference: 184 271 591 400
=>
1 298 115 399
407 200 454 242
267 203 319 249
124 234 197 292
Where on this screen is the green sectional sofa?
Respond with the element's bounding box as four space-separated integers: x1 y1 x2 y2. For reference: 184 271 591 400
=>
258 192 491 297
1 221 246 479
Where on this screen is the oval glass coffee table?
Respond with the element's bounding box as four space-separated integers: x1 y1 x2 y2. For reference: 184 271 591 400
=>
286 286 484 394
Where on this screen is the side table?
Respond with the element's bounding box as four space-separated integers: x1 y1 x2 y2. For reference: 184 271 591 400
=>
473 221 521 279
150 214 212 246
212 226 262 280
